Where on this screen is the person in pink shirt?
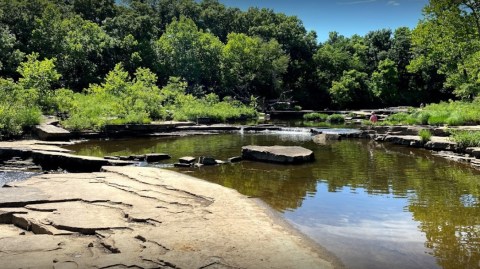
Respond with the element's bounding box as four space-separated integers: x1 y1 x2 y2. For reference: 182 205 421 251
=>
369 112 378 123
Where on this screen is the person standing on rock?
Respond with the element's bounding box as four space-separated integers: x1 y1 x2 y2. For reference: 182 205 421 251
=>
369 112 378 123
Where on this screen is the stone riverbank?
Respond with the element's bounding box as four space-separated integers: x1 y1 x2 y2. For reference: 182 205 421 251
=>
0 141 339 269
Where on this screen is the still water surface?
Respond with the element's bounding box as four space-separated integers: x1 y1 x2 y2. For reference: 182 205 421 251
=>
64 130 480 269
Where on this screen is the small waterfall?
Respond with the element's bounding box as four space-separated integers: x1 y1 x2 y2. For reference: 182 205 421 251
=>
278 127 312 134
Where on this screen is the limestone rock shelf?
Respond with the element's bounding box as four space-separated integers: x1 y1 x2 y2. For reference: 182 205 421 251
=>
0 166 335 269
242 145 315 164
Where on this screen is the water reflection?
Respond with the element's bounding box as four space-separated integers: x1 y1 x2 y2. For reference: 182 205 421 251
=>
64 134 480 269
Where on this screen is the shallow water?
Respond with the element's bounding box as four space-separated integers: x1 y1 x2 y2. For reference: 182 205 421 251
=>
64 131 480 269
0 171 38 187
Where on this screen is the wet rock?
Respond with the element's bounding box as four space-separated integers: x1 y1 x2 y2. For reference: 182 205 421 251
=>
145 153 171 162
128 155 145 161
313 133 340 145
179 156 196 164
384 135 424 147
228 156 242 163
465 147 480 158
31 150 134 172
174 163 191 168
242 145 314 164
424 137 457 151
193 163 204 168
198 156 217 166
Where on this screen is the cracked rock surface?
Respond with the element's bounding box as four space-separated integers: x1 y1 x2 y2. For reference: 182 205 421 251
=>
0 166 335 269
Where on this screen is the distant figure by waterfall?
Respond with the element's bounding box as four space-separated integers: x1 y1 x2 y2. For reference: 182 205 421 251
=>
369 112 378 123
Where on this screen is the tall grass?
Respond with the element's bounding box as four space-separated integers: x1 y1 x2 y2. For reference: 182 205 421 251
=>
450 131 480 148
419 129 432 143
385 100 480 126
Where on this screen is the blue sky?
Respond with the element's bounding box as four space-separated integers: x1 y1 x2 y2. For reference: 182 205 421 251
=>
218 0 429 41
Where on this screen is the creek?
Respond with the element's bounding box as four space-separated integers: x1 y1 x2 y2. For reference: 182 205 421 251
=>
59 129 480 269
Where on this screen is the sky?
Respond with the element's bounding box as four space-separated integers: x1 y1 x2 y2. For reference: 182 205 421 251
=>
218 0 429 41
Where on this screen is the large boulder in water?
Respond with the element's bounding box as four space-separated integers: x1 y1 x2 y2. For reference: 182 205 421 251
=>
241 145 314 164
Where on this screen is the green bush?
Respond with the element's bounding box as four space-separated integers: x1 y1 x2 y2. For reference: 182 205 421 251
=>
0 78 42 138
327 114 345 123
419 129 432 143
303 113 328 121
450 130 480 148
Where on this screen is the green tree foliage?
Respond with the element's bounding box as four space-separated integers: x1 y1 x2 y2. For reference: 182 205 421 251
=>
155 17 223 93
329 70 370 108
17 53 61 111
71 0 116 24
221 33 289 100
0 78 42 138
0 0 479 114
31 9 114 89
370 59 399 105
0 25 24 77
409 0 480 99
364 29 392 73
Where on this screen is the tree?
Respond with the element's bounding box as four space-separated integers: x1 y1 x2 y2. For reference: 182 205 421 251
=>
409 0 480 99
221 33 289 100
329 70 370 109
364 29 392 73
0 25 24 77
155 17 223 93
71 0 116 24
17 53 61 111
31 8 114 90
370 59 399 105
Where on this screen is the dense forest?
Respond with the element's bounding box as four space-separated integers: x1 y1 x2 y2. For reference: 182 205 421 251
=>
0 0 479 134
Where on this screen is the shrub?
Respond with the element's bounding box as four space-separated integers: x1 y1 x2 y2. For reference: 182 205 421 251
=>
419 129 432 143
450 130 480 148
303 113 328 121
327 114 345 123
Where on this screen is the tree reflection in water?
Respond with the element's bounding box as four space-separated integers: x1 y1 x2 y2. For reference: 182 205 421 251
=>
64 133 480 269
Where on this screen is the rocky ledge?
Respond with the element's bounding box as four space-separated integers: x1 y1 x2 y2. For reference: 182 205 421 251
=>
242 145 315 164
0 166 335 269
0 140 133 172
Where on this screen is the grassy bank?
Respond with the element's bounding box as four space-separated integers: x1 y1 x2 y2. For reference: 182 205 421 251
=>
383 100 480 126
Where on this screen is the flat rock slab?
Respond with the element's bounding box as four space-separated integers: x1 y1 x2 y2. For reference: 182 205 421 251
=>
0 166 335 269
242 145 315 164
33 124 71 141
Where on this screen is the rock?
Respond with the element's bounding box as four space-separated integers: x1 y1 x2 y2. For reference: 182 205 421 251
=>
128 155 145 161
145 153 171 162
198 156 217 166
228 156 242 163
242 145 314 164
174 163 191 168
179 156 196 164
215 160 226 165
33 124 71 141
313 133 340 144
384 135 424 147
193 163 204 168
31 150 134 172
104 156 120 160
0 167 334 268
424 137 457 151
465 147 480 158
